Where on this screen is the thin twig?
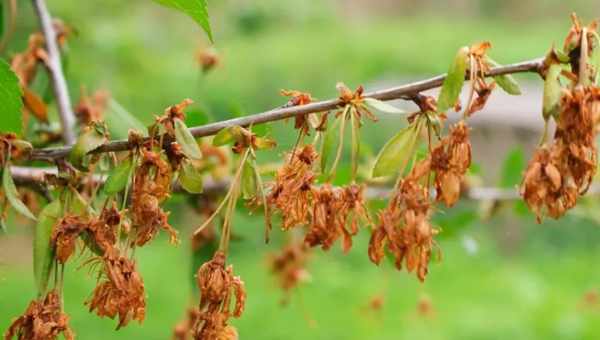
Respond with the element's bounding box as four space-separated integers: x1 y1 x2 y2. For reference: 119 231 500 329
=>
31 0 76 145
29 58 544 161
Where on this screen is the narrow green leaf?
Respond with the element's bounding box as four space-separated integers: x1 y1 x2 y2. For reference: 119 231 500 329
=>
68 127 107 171
179 160 204 194
486 57 522 95
34 200 61 295
174 118 202 160
437 46 469 112
371 121 421 178
591 32 600 85
104 156 134 195
151 0 213 41
363 98 406 114
213 126 243 146
105 99 146 139
320 115 340 174
3 166 36 220
500 148 525 188
241 159 257 199
0 59 23 134
543 63 563 121
253 136 276 150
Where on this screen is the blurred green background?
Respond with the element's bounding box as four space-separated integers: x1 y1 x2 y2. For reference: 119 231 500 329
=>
2 0 600 339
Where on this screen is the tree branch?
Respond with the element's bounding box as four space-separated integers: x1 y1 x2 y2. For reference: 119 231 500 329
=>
31 0 77 145
28 58 544 161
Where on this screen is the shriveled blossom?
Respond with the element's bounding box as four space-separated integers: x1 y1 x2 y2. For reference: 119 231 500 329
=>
131 149 178 246
172 308 201 340
431 121 472 206
5 290 74 340
268 241 311 298
368 159 439 282
74 89 110 125
51 215 89 264
521 86 600 221
267 145 318 229
465 42 497 116
192 251 245 340
86 249 145 329
304 183 370 253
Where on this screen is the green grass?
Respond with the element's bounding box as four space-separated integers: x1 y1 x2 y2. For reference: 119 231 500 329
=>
2 209 600 339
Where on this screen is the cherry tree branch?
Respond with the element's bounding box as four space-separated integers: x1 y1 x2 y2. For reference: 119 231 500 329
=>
28 57 543 161
31 0 77 145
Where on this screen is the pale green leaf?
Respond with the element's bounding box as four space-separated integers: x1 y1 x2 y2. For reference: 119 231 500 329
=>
241 159 257 199
371 122 421 178
0 59 23 134
34 200 61 295
486 57 522 95
363 97 406 114
3 166 36 220
69 128 107 170
320 115 340 174
437 46 469 112
104 156 134 195
105 99 146 139
151 0 212 41
213 126 243 146
179 160 204 194
174 118 202 160
543 63 563 121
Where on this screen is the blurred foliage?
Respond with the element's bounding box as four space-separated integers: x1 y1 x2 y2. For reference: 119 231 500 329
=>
2 1 600 339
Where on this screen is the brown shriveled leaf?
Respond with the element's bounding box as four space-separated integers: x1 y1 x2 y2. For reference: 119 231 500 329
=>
23 87 48 122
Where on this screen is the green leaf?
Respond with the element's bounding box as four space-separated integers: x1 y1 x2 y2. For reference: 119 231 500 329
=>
179 160 204 194
105 99 146 139
591 32 600 85
253 136 276 150
363 98 406 114
320 115 340 174
350 110 360 180
241 159 257 199
437 46 469 112
34 200 61 295
486 57 522 95
104 156 134 195
543 63 563 121
500 148 525 188
3 166 36 220
371 121 421 178
174 118 202 160
151 0 212 41
213 126 242 146
68 127 107 171
0 59 23 134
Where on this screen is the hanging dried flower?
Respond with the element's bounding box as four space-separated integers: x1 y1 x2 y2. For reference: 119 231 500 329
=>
74 89 110 125
368 159 439 282
52 214 89 264
431 121 472 206
267 145 318 229
131 149 178 246
86 249 146 329
268 241 311 297
192 251 245 340
5 290 75 340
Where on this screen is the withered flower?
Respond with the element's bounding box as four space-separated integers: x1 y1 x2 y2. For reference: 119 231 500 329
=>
368 159 439 282
305 183 369 253
268 241 311 298
336 82 378 122
196 47 220 73
74 89 110 125
131 149 178 246
193 251 245 340
267 145 318 229
173 308 201 340
465 42 496 116
5 290 75 340
52 214 89 264
86 249 145 329
521 86 600 221
281 90 314 133
431 121 472 206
